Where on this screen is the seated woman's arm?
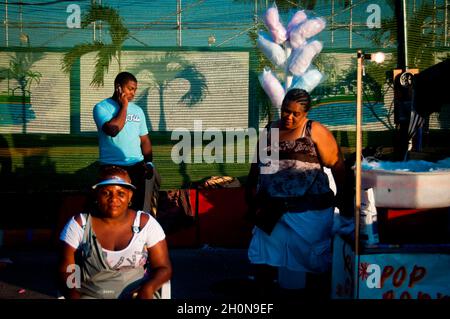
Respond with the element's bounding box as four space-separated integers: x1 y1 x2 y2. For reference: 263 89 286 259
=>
135 239 172 299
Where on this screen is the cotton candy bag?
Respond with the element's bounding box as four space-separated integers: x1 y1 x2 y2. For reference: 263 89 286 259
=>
290 67 324 92
258 68 285 108
288 40 323 76
264 3 287 44
257 32 287 69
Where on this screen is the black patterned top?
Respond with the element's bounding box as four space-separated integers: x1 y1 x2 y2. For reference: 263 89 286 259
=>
257 120 333 200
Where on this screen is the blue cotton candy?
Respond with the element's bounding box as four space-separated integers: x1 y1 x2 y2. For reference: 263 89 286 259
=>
257 31 287 69
362 157 450 172
290 68 323 92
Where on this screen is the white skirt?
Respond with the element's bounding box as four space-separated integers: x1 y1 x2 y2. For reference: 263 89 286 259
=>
248 207 334 273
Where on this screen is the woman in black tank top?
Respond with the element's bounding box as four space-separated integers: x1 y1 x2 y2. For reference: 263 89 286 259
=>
246 88 347 298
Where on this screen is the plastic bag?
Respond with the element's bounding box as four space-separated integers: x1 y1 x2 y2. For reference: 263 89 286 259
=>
289 17 326 49
360 188 380 245
288 40 323 76
258 68 285 108
257 32 287 69
290 67 324 92
264 3 287 44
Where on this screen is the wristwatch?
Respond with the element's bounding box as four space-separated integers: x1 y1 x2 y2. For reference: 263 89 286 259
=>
145 161 154 168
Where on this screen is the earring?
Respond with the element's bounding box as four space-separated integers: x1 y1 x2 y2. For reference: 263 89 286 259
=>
128 201 132 207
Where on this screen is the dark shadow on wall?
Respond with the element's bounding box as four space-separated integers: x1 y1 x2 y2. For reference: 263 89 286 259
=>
135 87 153 131
131 53 208 132
0 135 59 228
178 161 191 189
0 134 101 229
218 163 227 178
333 131 350 148
0 135 12 181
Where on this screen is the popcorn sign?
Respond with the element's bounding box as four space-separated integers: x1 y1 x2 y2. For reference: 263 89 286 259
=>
358 254 450 299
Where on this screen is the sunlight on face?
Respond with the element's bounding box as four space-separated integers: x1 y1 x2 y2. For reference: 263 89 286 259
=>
95 173 133 217
280 101 308 129
120 80 137 102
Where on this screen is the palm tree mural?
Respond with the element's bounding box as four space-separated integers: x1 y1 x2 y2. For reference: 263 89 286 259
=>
132 53 208 131
0 49 43 132
61 4 129 87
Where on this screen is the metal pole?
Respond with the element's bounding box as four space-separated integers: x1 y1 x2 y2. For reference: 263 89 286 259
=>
349 0 353 48
433 0 437 47
402 0 409 69
177 0 182 47
284 42 293 91
254 0 258 24
355 50 363 299
99 0 102 42
331 0 335 45
5 0 9 47
195 186 200 247
92 0 96 41
444 0 448 46
19 1 23 34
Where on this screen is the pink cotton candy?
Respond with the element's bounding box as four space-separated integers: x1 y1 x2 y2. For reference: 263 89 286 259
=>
288 40 323 76
301 17 326 39
289 26 307 49
286 10 307 34
289 17 326 49
258 68 285 108
257 32 287 68
264 6 287 44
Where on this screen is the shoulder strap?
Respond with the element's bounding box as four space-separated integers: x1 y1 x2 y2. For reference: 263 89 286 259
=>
266 121 275 149
132 211 142 233
79 213 87 230
265 120 272 143
305 120 325 169
304 120 313 137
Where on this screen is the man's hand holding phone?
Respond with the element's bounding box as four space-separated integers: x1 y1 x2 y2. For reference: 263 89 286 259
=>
116 85 128 107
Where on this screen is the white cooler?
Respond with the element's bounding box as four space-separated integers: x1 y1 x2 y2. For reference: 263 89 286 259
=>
362 169 450 209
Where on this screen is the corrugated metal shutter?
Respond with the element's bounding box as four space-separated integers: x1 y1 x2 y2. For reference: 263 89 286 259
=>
0 51 70 134
80 50 249 132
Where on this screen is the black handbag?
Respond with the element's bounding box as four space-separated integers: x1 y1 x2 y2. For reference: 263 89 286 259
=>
253 196 285 235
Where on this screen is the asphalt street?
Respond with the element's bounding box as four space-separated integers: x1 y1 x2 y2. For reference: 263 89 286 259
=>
0 246 258 299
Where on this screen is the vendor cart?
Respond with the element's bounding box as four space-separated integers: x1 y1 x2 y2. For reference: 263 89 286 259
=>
331 230 450 299
331 167 450 299
331 51 450 299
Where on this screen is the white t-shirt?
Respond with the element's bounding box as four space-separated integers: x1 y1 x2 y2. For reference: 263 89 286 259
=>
60 211 165 270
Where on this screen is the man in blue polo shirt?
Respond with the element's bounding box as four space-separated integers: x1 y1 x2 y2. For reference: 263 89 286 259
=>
93 71 159 213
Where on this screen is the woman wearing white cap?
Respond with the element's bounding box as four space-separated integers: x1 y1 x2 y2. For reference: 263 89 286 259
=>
58 166 172 299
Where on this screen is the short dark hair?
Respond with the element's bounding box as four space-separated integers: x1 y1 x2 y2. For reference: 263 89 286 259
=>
98 165 130 181
114 71 137 87
282 89 312 112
